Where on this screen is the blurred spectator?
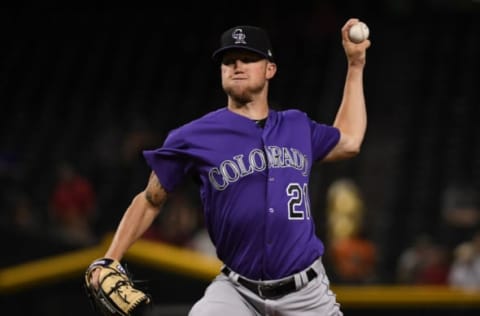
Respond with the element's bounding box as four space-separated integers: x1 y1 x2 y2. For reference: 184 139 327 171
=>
48 162 98 247
396 234 433 284
397 234 450 285
325 178 378 284
142 187 217 256
329 231 377 284
414 243 450 285
439 182 480 249
325 178 365 244
448 231 480 290
143 191 200 247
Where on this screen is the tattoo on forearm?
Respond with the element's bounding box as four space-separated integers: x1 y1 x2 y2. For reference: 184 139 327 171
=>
145 172 165 207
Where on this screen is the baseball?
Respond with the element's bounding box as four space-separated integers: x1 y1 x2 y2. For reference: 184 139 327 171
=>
348 22 369 43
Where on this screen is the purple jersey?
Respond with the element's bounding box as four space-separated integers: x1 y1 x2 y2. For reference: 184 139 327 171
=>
143 107 340 280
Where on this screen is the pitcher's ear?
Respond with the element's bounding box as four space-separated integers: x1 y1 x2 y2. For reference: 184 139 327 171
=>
266 62 277 79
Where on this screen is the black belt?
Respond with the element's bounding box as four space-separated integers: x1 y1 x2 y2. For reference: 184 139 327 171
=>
221 266 318 299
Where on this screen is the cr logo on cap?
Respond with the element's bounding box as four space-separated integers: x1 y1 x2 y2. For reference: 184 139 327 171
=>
232 29 247 44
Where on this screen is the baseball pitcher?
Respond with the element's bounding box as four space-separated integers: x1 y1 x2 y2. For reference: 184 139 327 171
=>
85 18 370 316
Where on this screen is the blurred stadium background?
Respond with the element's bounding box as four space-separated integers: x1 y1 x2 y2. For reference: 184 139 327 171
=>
2 1 480 315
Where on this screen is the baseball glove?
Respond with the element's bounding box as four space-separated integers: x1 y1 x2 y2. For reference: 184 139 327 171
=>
84 258 151 316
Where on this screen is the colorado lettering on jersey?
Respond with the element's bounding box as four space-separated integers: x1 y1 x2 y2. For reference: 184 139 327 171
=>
208 146 309 191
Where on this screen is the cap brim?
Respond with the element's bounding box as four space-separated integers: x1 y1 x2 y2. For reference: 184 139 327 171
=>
212 45 271 62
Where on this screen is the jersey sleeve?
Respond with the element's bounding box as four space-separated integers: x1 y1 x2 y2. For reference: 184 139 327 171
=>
142 128 192 193
309 118 340 161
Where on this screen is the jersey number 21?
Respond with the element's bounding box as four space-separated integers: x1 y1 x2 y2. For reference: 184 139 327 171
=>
286 183 311 220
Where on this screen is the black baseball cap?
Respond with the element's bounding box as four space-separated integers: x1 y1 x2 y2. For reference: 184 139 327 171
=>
212 25 274 62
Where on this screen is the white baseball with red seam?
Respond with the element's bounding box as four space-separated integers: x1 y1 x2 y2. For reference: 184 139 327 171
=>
348 22 369 43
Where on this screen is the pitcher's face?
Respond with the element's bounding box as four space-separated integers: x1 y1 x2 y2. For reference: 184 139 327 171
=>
221 49 276 103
